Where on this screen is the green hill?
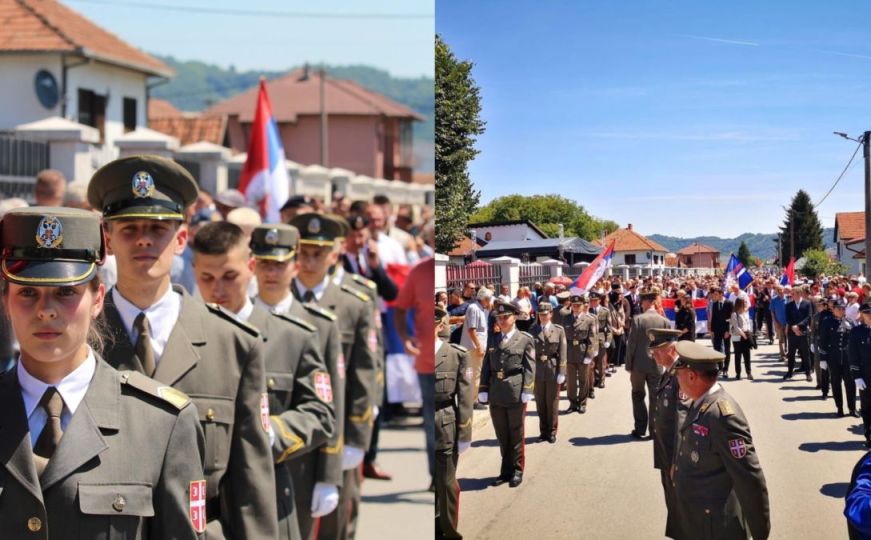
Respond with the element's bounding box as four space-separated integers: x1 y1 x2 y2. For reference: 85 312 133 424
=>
149 55 434 171
648 229 835 261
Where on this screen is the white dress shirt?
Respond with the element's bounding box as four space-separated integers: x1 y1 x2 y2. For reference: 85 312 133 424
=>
19 348 96 447
234 297 255 323
111 286 181 364
295 275 331 303
254 293 294 316
693 382 721 410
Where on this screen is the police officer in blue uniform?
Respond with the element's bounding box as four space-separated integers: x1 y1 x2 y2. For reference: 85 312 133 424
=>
820 298 857 418
849 303 871 448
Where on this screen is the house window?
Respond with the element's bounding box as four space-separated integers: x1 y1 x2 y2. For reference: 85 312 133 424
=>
78 88 106 141
123 97 137 132
625 254 636 265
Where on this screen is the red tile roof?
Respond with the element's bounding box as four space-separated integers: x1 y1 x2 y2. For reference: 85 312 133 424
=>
148 98 182 118
0 0 171 76
595 224 668 253
448 236 480 257
835 211 865 242
149 115 226 147
203 68 424 123
676 242 719 255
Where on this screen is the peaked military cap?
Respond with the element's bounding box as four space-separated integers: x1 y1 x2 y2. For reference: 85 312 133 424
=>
640 287 661 302
860 302 871 314
589 291 601 300
537 301 553 314
329 213 350 240
570 294 588 305
348 214 369 231
435 306 448 323
555 291 571 301
250 224 299 261
672 341 725 370
1 207 105 286
647 328 682 349
832 298 848 309
493 299 519 316
289 213 342 246
88 155 199 221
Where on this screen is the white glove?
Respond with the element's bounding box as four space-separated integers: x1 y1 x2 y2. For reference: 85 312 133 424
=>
341 446 365 470
521 393 533 403
478 392 488 404
310 482 339 517
457 440 471 454
373 405 380 419
820 361 828 370
810 344 815 353
557 374 566 385
584 357 593 365
857 379 868 392
604 342 610 349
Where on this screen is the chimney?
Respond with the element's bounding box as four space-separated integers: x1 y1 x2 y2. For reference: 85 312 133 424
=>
627 223 633 231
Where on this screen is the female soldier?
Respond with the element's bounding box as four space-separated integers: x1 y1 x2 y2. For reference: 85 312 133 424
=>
0 207 206 539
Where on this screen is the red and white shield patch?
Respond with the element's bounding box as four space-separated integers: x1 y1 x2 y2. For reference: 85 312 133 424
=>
729 438 747 459
679 391 689 401
314 372 333 403
337 353 346 379
189 479 206 533
368 328 379 353
260 393 270 432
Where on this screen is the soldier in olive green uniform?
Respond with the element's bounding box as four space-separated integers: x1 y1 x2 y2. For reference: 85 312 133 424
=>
672 341 770 540
589 292 612 391
530 302 566 443
562 295 598 414
0 207 206 539
647 328 688 540
478 300 535 488
88 156 277 539
251 224 346 540
435 307 474 539
289 213 378 540
191 221 337 540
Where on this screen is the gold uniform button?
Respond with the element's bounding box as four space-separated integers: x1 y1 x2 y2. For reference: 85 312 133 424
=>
27 517 41 531
206 408 215 421
284 487 291 496
113 494 126 512
705 508 711 515
268 378 276 389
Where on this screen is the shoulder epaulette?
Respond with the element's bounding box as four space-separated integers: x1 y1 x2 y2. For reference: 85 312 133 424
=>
450 343 468 353
119 370 191 410
273 312 317 332
351 274 377 291
553 323 565 329
205 303 261 337
717 399 735 417
341 284 370 303
303 303 337 321
520 331 534 339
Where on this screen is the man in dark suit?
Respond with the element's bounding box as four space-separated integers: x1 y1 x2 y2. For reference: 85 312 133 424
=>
785 285 813 381
624 287 670 439
341 213 398 302
709 287 733 376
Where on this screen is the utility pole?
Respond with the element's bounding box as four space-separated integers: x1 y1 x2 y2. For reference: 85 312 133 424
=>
864 131 871 277
319 65 328 167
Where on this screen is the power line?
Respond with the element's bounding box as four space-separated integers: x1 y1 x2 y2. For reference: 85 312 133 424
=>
65 0 432 19
813 139 862 209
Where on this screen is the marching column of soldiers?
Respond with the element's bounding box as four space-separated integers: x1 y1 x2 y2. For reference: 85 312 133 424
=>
0 154 387 539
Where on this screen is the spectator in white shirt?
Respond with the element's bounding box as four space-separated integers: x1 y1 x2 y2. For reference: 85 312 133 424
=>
460 287 493 409
846 292 861 323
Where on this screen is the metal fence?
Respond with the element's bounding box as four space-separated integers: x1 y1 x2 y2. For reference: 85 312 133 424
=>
446 263 502 292
519 264 550 288
0 132 49 201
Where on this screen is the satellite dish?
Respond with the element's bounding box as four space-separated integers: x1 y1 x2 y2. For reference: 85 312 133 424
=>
34 69 59 109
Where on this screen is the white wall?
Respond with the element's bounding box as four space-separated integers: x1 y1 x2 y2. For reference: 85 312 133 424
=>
0 54 63 128
472 223 546 242
837 238 863 274
613 250 667 268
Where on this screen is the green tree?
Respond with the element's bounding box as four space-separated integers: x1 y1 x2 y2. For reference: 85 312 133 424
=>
778 190 823 266
470 194 617 241
435 35 485 253
800 248 848 279
737 241 752 268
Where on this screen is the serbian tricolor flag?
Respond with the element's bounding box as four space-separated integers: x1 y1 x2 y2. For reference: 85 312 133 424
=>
571 241 615 295
780 257 795 286
239 79 290 223
724 254 753 290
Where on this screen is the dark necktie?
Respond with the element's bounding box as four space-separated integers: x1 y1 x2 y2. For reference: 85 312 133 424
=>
303 290 316 303
134 312 156 376
33 387 64 476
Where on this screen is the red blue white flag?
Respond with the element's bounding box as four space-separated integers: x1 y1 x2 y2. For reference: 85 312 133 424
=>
239 79 290 223
571 241 615 295
780 257 795 286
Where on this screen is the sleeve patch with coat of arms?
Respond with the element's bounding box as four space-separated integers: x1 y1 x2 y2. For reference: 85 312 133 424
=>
260 393 270 432
314 372 333 403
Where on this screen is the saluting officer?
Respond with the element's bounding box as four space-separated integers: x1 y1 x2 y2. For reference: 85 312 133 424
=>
191 221 337 540
478 299 535 488
849 303 871 448
819 298 857 418
562 295 598 414
647 328 688 540
530 301 566 443
251 224 346 539
672 341 770 540
589 292 612 392
435 307 474 539
810 296 831 397
0 207 206 538
288 213 378 540
87 155 277 539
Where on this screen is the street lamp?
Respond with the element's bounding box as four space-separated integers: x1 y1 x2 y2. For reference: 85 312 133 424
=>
833 131 871 276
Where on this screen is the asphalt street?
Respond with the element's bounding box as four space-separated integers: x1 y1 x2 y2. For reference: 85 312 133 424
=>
456 339 865 539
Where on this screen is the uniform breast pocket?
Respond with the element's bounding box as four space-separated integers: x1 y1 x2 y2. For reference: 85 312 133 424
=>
437 408 456 451
266 372 295 412
189 394 236 474
435 371 457 396
77 482 153 540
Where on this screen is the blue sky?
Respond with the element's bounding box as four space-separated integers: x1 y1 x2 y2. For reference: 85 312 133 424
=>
437 1 871 237
64 0 433 78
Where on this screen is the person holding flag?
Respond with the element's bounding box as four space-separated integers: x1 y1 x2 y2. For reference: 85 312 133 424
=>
239 78 292 224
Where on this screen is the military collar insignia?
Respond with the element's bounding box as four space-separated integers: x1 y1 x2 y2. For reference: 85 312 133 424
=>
265 228 279 245
36 215 63 248
132 171 156 198
308 217 321 234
